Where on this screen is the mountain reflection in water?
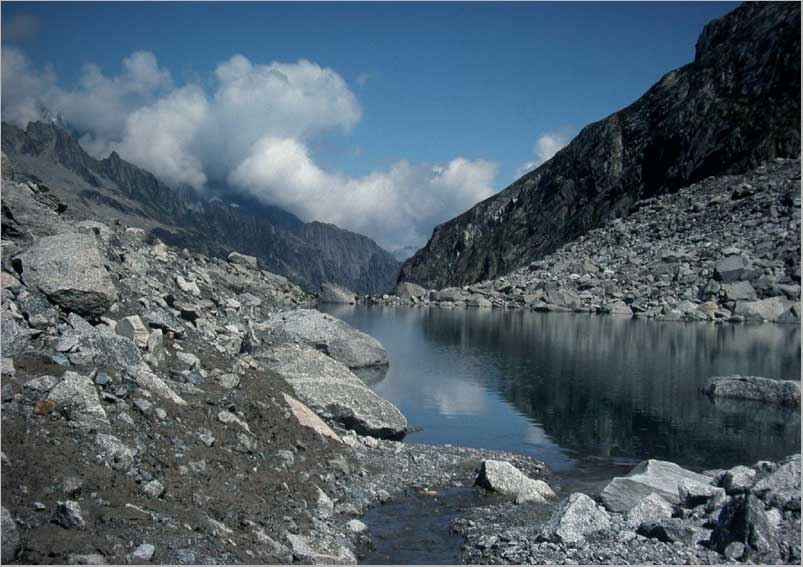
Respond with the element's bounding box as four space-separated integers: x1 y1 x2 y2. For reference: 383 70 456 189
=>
319 304 800 483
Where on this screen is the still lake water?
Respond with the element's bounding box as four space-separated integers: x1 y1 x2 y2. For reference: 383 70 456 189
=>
320 304 801 492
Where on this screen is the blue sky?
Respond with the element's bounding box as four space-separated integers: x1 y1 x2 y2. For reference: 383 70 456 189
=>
1 1 738 253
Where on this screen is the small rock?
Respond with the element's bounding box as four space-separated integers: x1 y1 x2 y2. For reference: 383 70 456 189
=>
540 492 611 545
141 480 165 499
53 500 85 529
346 519 367 534
116 315 149 348
130 543 155 562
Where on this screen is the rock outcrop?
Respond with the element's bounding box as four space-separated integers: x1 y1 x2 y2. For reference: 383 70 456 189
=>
399 2 800 289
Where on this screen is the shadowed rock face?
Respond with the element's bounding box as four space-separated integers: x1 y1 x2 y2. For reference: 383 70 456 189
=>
1 123 400 294
399 2 801 288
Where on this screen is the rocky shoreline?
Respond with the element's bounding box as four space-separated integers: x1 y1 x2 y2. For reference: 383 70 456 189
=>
369 159 801 325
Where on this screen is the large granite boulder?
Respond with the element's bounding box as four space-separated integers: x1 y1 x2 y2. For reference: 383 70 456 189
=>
600 459 713 513
540 492 611 544
733 296 798 322
261 309 388 369
318 283 356 304
263 343 406 439
475 460 555 504
16 232 118 316
701 375 800 407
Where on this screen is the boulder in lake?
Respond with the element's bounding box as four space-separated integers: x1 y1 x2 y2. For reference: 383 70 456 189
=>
701 375 800 407
733 296 798 322
16 232 118 316
318 283 356 304
475 460 555 504
264 343 406 439
600 459 713 513
261 309 388 369
540 492 610 544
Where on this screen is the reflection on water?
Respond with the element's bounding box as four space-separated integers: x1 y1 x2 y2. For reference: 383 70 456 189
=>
320 305 800 485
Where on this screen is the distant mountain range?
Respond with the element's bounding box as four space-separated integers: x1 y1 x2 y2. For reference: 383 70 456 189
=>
1 121 401 294
399 2 801 289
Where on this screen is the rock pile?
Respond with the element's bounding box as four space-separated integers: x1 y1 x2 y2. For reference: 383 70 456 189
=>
455 454 801 564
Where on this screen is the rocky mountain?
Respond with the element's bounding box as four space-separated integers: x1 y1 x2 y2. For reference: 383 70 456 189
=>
1 121 400 294
373 158 802 324
399 2 801 288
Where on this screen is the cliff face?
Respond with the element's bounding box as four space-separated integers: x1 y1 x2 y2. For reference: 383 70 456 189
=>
2 122 400 293
399 2 801 289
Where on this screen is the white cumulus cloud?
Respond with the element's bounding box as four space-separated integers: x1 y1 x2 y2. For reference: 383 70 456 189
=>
1 48 498 253
513 128 573 181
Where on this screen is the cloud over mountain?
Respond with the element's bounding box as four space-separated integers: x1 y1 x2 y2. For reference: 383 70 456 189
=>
1 48 497 253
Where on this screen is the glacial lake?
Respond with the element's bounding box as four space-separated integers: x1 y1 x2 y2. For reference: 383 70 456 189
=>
319 304 801 493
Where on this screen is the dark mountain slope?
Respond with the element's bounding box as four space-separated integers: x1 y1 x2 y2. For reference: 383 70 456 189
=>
2 122 400 293
399 2 801 288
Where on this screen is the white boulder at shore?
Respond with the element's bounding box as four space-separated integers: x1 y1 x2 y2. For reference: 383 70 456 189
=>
600 459 713 513
475 459 555 504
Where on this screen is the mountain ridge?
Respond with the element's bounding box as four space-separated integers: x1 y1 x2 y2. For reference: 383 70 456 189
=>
1 121 401 294
399 1 801 288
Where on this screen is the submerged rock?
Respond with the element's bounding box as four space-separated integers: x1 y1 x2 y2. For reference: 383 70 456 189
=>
600 459 713 513
701 375 800 406
475 459 555 504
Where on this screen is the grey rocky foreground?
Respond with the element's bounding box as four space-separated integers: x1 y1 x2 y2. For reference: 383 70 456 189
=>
702 375 801 407
369 160 801 324
455 454 801 565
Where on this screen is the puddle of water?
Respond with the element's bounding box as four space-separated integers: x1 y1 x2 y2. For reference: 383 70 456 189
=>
359 487 486 565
